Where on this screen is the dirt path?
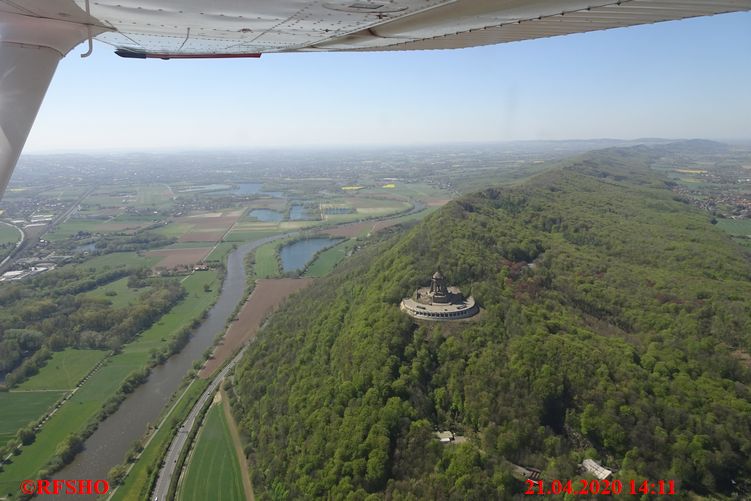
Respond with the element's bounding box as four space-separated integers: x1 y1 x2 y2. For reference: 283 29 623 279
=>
199 278 313 378
221 387 255 501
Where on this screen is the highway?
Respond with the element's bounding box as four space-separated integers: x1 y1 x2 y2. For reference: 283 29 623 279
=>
152 348 247 501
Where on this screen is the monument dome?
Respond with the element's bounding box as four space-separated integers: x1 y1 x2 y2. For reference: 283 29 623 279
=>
400 272 478 321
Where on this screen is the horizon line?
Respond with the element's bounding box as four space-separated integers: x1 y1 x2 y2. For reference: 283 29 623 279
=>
20 137 751 156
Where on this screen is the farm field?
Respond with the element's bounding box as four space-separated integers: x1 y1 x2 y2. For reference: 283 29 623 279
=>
0 271 220 495
316 197 411 224
71 251 159 271
86 277 152 308
203 242 235 264
162 242 216 249
37 185 89 201
16 349 108 391
0 391 65 444
135 184 174 206
223 228 281 243
148 210 244 245
177 230 227 243
178 398 245 501
322 205 438 238
45 220 131 241
245 198 286 210
152 222 193 238
146 247 212 269
199 278 313 378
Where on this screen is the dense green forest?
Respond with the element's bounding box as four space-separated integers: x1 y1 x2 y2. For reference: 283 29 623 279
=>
0 266 183 387
232 146 751 499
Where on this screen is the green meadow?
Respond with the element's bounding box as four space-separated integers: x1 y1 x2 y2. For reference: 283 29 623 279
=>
0 392 65 444
0 223 21 246
17 349 108 391
178 402 245 501
252 242 281 278
0 271 220 495
86 277 152 309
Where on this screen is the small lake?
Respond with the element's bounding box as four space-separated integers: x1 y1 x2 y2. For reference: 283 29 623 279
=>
248 209 284 222
280 237 342 273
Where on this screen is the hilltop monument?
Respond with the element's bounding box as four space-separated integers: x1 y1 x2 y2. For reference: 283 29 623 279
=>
400 272 478 320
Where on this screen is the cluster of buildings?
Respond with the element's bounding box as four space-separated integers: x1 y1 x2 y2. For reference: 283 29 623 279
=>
673 184 751 218
0 265 54 282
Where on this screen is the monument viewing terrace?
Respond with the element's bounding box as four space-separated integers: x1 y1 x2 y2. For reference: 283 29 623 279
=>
400 271 478 321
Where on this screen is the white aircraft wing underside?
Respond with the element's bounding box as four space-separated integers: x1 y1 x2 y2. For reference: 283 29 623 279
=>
2 0 750 57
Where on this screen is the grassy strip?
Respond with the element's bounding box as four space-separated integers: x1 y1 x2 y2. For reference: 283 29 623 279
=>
0 392 65 445
16 349 108 391
252 241 282 278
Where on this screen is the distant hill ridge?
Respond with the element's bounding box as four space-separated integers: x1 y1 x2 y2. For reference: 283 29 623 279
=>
233 146 751 499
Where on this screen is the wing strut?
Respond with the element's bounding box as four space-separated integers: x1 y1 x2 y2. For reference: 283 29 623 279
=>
0 11 107 197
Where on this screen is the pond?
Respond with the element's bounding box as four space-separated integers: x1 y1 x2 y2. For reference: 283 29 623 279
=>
280 237 342 273
249 209 284 222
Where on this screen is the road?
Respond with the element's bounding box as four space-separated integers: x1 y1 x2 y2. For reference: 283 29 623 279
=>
152 348 247 501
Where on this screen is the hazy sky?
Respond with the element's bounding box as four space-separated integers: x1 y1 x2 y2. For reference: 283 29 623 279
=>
25 11 751 152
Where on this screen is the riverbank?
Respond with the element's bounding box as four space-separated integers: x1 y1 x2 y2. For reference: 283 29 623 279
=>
199 278 313 378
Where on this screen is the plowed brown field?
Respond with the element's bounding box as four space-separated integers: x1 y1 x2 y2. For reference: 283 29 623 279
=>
199 278 313 378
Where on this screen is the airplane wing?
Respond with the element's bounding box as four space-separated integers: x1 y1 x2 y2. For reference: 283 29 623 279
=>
1 0 750 194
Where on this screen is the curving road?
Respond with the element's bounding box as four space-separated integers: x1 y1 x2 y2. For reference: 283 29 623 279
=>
0 220 24 268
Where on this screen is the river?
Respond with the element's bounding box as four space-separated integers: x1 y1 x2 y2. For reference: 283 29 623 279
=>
50 234 290 499
50 201 427 498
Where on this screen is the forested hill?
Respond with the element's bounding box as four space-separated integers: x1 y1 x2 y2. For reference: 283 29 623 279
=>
232 147 751 500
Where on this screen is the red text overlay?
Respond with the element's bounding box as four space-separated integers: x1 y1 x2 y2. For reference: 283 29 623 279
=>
20 479 110 496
